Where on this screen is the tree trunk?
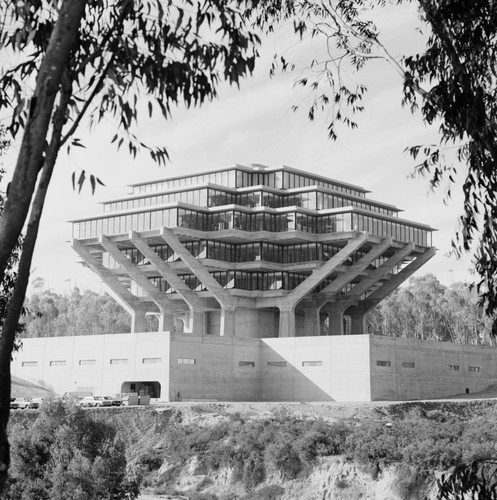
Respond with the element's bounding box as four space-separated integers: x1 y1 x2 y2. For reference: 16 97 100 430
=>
0 0 87 298
0 1 86 491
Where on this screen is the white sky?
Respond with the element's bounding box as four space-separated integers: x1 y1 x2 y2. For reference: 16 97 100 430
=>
0 3 473 294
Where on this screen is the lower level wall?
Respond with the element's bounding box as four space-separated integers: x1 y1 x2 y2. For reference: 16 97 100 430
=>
168 335 261 401
370 336 497 400
11 332 171 398
261 336 371 402
11 334 497 402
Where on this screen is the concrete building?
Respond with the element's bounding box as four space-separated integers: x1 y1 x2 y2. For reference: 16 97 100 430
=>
12 164 497 401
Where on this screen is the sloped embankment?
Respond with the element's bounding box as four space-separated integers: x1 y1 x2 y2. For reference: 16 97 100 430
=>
10 400 497 499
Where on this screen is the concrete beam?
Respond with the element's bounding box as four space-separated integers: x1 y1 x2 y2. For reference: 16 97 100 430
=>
315 238 393 310
129 231 217 311
363 246 437 307
287 233 369 304
99 236 169 309
161 227 235 308
72 239 155 332
339 242 416 303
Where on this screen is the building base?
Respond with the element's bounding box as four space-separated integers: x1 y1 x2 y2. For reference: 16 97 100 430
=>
11 334 497 402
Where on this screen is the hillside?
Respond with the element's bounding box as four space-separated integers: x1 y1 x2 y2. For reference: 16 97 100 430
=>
10 399 497 500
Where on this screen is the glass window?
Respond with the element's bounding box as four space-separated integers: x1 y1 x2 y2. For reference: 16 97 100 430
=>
50 360 66 367
178 358 196 365
376 361 391 367
22 361 38 367
302 361 323 367
239 361 255 367
79 359 97 366
110 358 128 365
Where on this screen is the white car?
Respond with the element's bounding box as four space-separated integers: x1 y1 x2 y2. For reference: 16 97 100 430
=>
80 396 112 408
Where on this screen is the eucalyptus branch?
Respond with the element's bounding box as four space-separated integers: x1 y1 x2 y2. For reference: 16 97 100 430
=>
60 54 115 147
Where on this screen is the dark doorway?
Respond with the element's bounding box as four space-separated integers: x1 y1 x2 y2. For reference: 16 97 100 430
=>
121 381 161 398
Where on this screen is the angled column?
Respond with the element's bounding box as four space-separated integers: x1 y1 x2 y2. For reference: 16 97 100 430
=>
256 233 368 311
130 231 216 334
339 243 416 304
285 234 368 305
363 247 436 307
161 227 236 336
319 238 392 299
72 239 155 333
99 235 175 333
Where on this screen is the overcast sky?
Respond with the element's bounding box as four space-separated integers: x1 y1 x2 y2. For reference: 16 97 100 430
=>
0 3 473 294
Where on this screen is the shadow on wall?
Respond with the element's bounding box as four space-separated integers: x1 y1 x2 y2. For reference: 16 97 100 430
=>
260 348 335 402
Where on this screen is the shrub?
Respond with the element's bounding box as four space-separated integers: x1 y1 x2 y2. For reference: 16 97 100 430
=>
6 398 139 500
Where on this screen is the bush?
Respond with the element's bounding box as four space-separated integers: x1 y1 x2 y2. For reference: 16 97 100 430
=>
5 398 139 500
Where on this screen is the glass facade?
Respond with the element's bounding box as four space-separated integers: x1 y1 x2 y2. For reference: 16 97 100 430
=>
74 206 431 246
72 165 433 295
104 186 395 216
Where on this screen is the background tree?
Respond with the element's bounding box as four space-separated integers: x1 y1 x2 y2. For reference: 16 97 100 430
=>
0 0 271 488
366 274 495 345
23 287 131 337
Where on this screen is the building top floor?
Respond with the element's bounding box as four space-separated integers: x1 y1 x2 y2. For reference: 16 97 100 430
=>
100 183 400 217
128 164 370 198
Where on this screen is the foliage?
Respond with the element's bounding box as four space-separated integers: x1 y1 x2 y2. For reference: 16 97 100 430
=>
259 1 497 317
366 274 495 344
401 0 497 318
126 411 352 491
4 399 139 499
23 287 131 337
345 410 497 475
436 461 497 500
9 405 497 497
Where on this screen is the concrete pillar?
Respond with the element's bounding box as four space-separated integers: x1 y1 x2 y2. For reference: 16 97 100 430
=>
304 302 319 336
328 308 344 336
131 309 147 333
278 306 295 337
346 305 367 335
220 307 236 337
186 310 206 335
158 313 175 333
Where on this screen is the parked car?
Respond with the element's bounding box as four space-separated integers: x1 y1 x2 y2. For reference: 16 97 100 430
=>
28 398 43 409
10 398 37 409
80 396 112 408
105 395 123 407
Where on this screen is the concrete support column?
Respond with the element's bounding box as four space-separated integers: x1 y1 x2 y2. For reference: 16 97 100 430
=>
131 309 147 333
328 308 344 336
220 307 236 337
158 313 175 333
350 314 366 335
186 310 206 335
278 306 295 337
345 304 368 335
304 302 320 336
